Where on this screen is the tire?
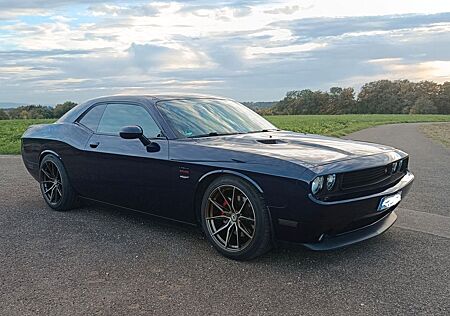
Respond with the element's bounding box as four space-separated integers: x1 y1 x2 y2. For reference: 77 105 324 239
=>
39 154 79 211
200 176 272 260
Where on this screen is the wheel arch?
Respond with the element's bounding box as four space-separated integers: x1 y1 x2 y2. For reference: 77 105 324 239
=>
38 150 71 184
39 150 62 165
193 169 264 224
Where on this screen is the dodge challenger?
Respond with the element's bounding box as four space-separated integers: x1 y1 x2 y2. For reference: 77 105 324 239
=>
21 95 414 260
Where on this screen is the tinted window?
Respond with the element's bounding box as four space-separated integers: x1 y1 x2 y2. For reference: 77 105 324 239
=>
78 104 106 131
97 103 161 138
156 99 277 138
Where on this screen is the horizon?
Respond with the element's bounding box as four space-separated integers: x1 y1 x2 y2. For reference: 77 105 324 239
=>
1 77 450 107
1 0 450 104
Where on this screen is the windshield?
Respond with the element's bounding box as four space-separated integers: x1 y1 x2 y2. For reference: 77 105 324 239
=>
156 98 277 138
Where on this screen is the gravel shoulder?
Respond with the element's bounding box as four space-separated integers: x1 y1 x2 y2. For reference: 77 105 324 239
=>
420 123 450 148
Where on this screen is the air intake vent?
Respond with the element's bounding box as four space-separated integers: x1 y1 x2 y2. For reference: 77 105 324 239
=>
256 139 285 144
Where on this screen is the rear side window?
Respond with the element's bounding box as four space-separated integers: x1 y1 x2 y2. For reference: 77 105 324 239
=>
97 103 161 138
78 104 106 131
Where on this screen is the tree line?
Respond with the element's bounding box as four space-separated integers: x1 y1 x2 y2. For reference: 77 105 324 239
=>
260 80 450 115
1 79 449 120
0 101 78 120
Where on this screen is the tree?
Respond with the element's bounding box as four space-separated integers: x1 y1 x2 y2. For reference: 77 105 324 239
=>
326 87 356 114
0 109 8 120
8 105 53 119
435 82 450 114
53 101 77 118
409 96 437 114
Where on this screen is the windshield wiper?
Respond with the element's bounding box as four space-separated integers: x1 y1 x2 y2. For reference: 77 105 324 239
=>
187 132 243 138
247 129 280 134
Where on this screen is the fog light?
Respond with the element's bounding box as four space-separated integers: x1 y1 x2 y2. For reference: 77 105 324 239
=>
326 174 336 191
311 176 324 194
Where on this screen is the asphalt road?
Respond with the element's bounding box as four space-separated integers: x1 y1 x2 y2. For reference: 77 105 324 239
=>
1 123 449 315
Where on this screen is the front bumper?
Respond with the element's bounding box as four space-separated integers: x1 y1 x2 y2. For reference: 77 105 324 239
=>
302 210 397 250
273 171 414 247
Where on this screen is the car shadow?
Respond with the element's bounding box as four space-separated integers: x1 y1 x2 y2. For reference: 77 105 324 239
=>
68 202 392 271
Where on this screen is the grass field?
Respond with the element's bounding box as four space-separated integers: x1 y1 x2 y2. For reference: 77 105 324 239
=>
265 114 450 137
1 114 450 154
0 119 54 155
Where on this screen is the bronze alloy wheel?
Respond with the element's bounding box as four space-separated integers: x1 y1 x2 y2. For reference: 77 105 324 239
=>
201 176 272 260
205 184 257 252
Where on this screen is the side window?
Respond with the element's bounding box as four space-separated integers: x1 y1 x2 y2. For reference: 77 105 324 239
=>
78 104 106 131
97 103 161 138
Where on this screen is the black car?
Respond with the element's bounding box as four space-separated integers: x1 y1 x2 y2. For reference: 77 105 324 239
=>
21 95 414 260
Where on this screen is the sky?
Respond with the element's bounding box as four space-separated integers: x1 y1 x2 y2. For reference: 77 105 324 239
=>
0 0 450 104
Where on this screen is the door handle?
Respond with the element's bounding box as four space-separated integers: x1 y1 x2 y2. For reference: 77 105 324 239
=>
89 142 99 148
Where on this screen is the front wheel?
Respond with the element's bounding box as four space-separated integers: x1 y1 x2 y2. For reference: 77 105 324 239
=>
200 176 272 260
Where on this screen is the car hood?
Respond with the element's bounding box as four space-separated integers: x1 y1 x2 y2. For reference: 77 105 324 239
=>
191 131 396 166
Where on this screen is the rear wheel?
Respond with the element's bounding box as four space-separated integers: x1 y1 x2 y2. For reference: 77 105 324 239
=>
200 176 272 260
39 154 78 211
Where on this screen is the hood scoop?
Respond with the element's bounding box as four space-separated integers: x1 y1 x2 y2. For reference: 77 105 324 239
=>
256 138 286 145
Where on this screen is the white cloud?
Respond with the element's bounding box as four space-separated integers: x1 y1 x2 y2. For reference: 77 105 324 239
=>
0 1 450 103
246 42 327 58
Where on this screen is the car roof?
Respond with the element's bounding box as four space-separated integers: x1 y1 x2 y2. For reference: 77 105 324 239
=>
85 93 230 103
57 93 232 124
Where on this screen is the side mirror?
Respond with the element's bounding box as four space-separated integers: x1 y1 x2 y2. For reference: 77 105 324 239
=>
119 125 151 147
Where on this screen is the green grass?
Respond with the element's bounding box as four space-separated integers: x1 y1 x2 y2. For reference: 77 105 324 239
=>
1 114 450 154
0 119 55 154
265 114 450 137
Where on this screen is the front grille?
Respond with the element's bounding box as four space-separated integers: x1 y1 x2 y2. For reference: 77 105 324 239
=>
341 165 392 190
314 157 409 202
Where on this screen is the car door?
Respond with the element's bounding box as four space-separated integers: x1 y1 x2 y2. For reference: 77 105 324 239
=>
81 102 171 216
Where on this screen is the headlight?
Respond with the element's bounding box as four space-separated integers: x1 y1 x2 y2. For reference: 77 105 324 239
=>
311 176 324 194
326 174 336 191
392 161 398 172
397 159 403 171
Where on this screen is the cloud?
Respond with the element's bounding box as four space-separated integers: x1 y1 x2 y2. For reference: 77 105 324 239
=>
264 5 301 15
0 1 450 103
87 3 162 17
127 43 215 70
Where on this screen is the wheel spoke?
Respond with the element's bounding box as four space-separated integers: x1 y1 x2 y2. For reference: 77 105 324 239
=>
239 215 254 222
44 184 56 194
238 221 253 238
225 223 234 248
208 198 231 215
218 187 232 211
235 223 239 248
49 186 56 202
231 187 236 212
47 162 54 178
56 186 62 197
51 162 57 178
206 215 229 220
212 220 231 236
42 169 53 180
237 198 248 214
